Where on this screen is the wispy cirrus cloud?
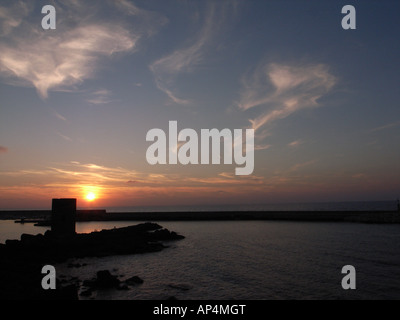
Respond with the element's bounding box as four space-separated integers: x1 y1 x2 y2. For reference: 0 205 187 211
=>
288 139 305 148
369 121 400 133
150 2 236 105
113 0 168 35
0 25 136 99
87 89 114 105
0 0 163 99
188 173 264 186
254 144 272 151
114 0 143 16
56 132 72 142
0 162 138 197
0 161 176 188
288 159 318 173
0 1 32 36
0 160 265 191
53 110 67 122
239 63 336 131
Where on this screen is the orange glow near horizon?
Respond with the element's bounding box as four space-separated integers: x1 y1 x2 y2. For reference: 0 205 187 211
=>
0 172 399 210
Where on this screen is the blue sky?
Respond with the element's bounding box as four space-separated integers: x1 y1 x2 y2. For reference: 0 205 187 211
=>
0 0 399 209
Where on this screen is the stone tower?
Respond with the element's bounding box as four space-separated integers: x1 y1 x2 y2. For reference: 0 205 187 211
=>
51 198 76 236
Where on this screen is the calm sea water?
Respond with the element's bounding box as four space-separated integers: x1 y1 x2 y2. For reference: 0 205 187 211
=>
1 219 399 300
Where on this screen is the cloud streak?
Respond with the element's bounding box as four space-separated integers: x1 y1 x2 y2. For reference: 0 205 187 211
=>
87 89 114 105
0 25 136 99
0 160 265 191
0 0 162 99
288 159 318 173
150 2 235 105
370 121 400 133
239 63 336 131
288 139 304 148
56 132 72 142
0 1 32 36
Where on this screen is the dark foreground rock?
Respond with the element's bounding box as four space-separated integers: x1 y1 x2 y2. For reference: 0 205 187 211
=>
79 270 144 297
95 270 121 289
125 275 144 285
0 223 184 300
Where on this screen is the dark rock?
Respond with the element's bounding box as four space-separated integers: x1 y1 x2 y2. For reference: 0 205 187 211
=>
81 270 122 293
21 233 37 243
96 270 120 289
59 284 79 300
80 289 92 297
5 239 20 249
82 279 96 288
125 276 144 285
4 223 184 262
151 228 185 241
117 284 130 291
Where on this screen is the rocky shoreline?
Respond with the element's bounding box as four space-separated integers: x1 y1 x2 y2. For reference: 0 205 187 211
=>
0 223 184 300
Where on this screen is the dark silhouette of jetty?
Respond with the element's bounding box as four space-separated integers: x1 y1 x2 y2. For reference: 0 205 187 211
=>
101 210 400 223
4 199 400 224
6 209 400 224
0 199 184 300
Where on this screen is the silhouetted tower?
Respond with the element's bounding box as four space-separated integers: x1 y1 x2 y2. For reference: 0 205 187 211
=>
51 198 76 236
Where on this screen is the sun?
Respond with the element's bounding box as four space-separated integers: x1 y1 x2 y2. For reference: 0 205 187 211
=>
85 192 96 201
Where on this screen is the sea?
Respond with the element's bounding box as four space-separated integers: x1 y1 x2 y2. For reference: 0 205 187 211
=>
0 201 399 300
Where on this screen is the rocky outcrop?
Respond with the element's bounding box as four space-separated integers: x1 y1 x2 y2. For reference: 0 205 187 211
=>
78 271 145 297
0 223 184 300
125 276 144 285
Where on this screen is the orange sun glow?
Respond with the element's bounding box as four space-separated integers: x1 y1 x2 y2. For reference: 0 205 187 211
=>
85 192 96 201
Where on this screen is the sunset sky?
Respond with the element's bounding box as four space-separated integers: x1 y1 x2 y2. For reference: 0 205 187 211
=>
0 0 399 209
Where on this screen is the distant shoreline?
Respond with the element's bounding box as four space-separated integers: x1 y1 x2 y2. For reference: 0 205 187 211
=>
1 210 399 224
